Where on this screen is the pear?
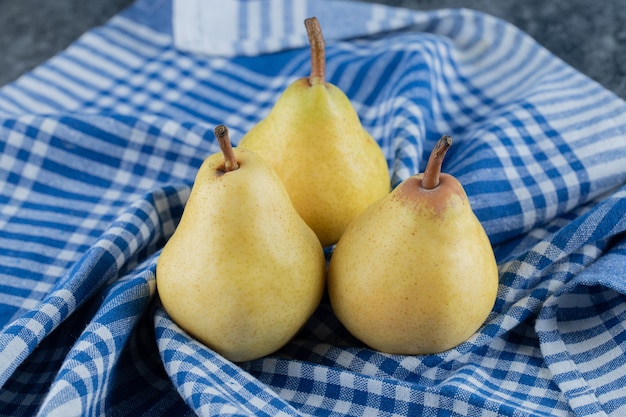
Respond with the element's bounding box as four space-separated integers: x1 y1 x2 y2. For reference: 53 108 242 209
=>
156 125 326 362
327 136 498 355
239 17 390 247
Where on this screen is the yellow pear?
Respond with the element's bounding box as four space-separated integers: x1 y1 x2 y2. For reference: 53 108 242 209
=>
239 17 390 247
327 136 498 355
156 125 326 362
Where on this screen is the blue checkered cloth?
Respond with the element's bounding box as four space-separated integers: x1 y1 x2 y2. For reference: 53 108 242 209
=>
1 0 626 415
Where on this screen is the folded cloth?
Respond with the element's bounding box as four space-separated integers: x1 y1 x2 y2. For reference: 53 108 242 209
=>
1 0 626 415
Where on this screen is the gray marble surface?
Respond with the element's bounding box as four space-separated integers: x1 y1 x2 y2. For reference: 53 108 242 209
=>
0 0 625 99
0 0 135 87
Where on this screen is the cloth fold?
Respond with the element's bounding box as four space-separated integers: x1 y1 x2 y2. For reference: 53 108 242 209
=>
1 0 626 415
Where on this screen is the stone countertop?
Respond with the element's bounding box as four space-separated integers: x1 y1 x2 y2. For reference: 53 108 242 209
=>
0 0 625 99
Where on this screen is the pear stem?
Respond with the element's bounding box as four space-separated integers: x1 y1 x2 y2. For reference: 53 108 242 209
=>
421 136 452 190
305 17 325 86
214 125 239 172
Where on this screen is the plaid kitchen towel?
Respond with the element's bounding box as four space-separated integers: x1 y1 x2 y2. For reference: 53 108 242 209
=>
1 0 626 415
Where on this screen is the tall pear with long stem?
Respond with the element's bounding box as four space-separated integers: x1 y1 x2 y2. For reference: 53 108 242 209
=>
239 17 390 247
327 136 499 355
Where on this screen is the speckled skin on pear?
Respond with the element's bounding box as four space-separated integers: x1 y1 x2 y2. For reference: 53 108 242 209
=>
239 78 390 247
156 147 326 362
327 173 499 355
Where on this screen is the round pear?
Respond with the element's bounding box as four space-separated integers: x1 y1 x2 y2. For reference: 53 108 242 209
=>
327 136 499 355
157 125 326 362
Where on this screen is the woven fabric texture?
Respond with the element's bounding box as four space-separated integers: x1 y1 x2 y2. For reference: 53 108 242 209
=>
1 1 626 416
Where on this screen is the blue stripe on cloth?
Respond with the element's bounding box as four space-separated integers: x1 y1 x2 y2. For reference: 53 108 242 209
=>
1 0 626 415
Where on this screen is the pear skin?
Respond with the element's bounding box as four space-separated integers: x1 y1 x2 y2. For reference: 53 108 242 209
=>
239 17 389 247
157 125 326 362
327 136 499 355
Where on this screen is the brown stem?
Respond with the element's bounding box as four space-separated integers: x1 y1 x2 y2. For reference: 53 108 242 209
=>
304 17 325 86
214 125 239 172
421 135 452 190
